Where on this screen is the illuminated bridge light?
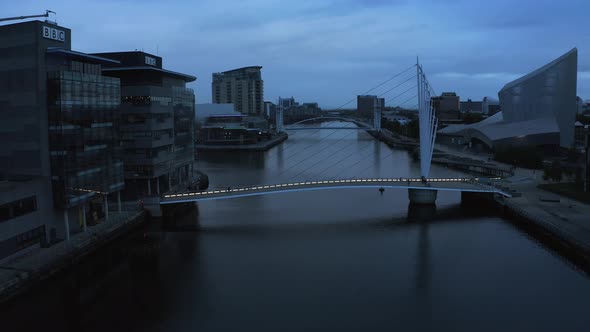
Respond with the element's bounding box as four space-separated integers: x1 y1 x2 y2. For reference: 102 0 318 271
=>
238 188 245 191
263 186 269 189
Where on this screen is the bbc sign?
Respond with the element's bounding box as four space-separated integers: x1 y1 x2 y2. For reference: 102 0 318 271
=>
145 56 157 66
42 26 65 42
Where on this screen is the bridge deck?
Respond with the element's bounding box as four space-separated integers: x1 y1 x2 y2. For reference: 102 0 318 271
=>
286 127 371 130
160 178 511 204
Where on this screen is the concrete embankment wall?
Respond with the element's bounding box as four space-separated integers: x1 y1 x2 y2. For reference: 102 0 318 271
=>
0 211 146 304
196 133 288 151
496 197 590 273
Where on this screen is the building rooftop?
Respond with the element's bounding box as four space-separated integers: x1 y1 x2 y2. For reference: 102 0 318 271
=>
500 47 577 92
218 66 263 74
101 66 196 82
47 47 121 65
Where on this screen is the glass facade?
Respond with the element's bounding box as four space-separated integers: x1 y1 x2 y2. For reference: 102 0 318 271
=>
173 87 195 165
499 48 578 148
47 69 124 208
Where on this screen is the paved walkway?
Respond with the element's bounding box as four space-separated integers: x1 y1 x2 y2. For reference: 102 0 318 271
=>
0 207 144 302
435 143 590 253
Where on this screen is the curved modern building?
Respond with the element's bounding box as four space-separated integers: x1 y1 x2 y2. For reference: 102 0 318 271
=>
439 48 578 150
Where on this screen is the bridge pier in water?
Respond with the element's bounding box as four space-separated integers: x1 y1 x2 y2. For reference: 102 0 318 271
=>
408 188 438 205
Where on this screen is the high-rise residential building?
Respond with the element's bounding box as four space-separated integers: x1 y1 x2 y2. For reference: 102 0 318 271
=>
92 51 196 199
212 66 264 115
0 20 124 254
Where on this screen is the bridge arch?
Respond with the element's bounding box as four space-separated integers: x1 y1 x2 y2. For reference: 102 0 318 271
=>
285 116 373 129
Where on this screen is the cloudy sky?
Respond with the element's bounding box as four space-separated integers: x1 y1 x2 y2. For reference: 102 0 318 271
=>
6 0 590 108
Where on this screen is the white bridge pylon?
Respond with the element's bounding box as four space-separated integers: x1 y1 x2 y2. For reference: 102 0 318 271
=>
417 58 438 178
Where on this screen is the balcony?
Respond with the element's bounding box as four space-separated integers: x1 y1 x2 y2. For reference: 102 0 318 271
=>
121 118 174 132
122 135 173 149
124 151 174 166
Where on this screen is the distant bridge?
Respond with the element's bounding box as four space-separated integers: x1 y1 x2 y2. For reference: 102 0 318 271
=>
161 177 511 204
285 116 373 131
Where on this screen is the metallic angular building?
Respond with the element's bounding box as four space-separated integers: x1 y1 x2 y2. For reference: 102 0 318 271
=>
499 47 578 148
439 48 579 150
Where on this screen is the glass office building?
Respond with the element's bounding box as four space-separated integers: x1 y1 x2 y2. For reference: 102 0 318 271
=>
46 62 124 209
0 20 125 251
91 51 196 199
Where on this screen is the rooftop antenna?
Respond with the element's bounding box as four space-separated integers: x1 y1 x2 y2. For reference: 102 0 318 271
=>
0 9 56 23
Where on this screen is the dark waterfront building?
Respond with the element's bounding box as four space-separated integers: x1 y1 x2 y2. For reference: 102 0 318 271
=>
357 95 384 120
431 92 461 120
91 51 196 199
0 20 124 258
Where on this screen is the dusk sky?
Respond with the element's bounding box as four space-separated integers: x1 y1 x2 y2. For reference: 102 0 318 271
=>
5 0 590 108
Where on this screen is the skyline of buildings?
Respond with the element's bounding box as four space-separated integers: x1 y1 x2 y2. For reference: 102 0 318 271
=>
0 17 587 261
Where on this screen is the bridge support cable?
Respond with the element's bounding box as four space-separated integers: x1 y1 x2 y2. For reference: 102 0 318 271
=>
272 126 360 181
416 58 438 178
377 75 417 99
262 123 347 167
314 143 379 180
326 140 397 180
286 130 375 182
394 94 417 108
254 121 371 182
352 147 398 179
333 64 417 110
274 125 357 167
261 127 325 165
384 85 417 107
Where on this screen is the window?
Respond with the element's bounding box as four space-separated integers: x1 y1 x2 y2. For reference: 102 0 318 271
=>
0 196 37 222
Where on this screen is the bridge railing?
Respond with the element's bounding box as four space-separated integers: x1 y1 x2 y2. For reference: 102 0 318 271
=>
162 177 489 199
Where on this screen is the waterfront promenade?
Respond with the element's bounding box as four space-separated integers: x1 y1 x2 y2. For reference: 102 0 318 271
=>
435 142 590 261
0 205 145 304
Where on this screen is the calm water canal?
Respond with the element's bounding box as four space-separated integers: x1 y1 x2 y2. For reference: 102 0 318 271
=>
2 123 590 331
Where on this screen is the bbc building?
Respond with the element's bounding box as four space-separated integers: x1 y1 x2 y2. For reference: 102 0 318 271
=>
0 20 124 260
